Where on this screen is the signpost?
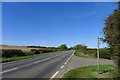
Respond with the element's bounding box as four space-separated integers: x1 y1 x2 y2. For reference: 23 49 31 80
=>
97 37 104 74
97 37 100 74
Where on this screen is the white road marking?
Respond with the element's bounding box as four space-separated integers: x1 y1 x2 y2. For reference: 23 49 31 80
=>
33 54 62 64
51 71 59 78
61 65 64 68
34 60 41 64
34 58 50 64
2 51 73 78
66 50 75 63
63 51 75 65
2 67 18 73
59 50 75 78
50 50 75 79
2 51 65 65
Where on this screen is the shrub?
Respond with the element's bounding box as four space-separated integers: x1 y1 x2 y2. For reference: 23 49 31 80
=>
2 49 26 58
100 48 111 59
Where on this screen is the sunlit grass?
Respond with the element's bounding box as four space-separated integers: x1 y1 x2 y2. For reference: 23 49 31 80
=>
62 65 119 78
74 51 91 58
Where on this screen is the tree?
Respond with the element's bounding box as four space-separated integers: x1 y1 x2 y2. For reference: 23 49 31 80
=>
103 2 120 69
58 44 68 50
74 44 87 53
68 47 74 50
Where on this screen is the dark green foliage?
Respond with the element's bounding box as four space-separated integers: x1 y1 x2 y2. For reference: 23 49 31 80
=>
74 44 87 53
85 48 112 59
84 49 97 57
2 51 61 63
99 48 111 59
58 44 68 50
68 47 74 50
76 48 111 60
2 49 27 58
103 2 120 68
2 48 58 58
74 44 112 59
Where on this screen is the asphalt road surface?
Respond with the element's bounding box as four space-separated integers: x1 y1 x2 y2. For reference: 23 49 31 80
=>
2 50 74 79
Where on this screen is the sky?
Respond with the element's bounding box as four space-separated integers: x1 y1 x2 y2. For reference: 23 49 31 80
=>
2 2 118 48
2 0 118 2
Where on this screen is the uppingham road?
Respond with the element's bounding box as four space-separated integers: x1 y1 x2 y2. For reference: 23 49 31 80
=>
2 50 75 79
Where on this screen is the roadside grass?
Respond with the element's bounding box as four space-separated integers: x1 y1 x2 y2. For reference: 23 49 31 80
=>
1 51 63 63
62 65 119 79
74 51 91 58
74 51 106 60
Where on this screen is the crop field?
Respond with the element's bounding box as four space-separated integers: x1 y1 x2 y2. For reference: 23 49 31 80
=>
1 45 60 58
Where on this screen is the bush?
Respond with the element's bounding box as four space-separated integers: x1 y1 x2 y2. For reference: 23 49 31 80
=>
2 49 27 58
1 48 59 58
81 48 111 59
84 49 97 57
99 48 111 59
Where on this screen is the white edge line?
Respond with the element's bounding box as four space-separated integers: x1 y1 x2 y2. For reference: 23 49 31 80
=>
60 69 70 78
66 50 75 63
51 71 59 78
60 50 75 78
2 67 18 73
49 50 75 79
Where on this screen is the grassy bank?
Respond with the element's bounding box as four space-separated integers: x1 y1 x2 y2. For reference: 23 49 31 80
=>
74 51 91 58
62 65 119 79
1 51 63 63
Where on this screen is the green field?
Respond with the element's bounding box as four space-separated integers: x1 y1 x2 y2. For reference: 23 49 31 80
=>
62 65 119 79
1 51 63 63
74 51 91 58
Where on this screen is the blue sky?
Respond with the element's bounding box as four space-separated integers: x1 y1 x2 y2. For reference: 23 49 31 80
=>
2 2 118 48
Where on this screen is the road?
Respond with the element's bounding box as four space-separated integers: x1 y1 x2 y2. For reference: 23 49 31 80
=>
2 50 74 79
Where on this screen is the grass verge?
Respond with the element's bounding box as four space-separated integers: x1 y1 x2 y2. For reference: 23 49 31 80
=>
1 51 63 63
62 65 119 79
74 51 91 58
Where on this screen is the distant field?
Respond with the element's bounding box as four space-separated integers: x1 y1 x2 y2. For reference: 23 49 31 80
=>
1 45 46 52
1 45 60 58
0 45 62 62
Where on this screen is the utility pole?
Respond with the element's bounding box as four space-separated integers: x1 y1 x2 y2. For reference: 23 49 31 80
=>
97 37 100 74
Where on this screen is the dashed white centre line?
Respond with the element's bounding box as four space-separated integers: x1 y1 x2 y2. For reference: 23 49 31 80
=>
34 57 52 64
34 60 41 64
2 67 18 73
33 54 64 64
